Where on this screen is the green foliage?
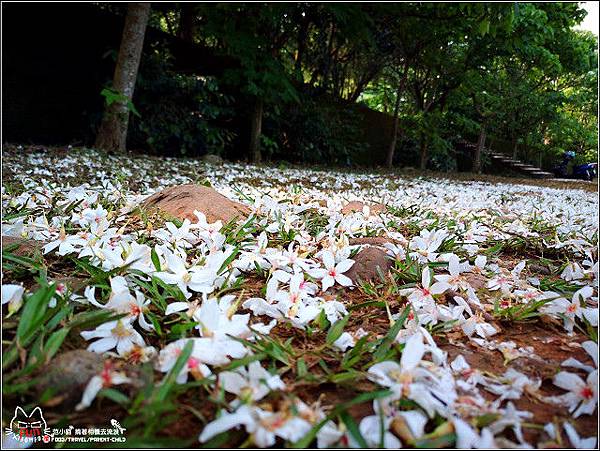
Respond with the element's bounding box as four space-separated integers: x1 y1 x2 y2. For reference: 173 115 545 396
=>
98 2 597 167
326 314 350 346
130 45 236 156
101 87 140 117
359 2 597 169
201 4 298 104
264 95 368 164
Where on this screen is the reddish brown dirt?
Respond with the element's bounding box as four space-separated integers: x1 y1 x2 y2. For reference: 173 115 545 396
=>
440 320 597 445
2 235 46 256
341 201 386 215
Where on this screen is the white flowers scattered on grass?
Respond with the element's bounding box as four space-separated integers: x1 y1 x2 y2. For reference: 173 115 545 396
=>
487 261 526 294
401 266 450 312
546 340 598 418
154 249 219 298
461 312 498 339
41 222 88 255
309 250 354 291
434 253 470 291
367 333 451 418
2 148 598 447
76 361 132 411
198 401 314 447
81 320 146 355
562 421 597 449
479 368 541 406
409 228 448 263
551 369 598 418
453 417 496 448
487 401 533 446
542 286 598 333
562 340 598 373
218 361 285 405
85 276 153 331
155 338 214 383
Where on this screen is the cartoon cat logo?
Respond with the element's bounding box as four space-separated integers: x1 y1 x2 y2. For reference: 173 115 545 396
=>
110 419 126 434
4 406 51 443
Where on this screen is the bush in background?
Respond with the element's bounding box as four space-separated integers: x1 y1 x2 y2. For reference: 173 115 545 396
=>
129 46 236 156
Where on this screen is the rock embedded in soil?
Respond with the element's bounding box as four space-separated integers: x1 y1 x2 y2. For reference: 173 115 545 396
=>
463 272 488 290
349 236 394 247
201 154 224 165
141 184 251 224
1 236 45 256
529 263 551 275
341 201 385 215
37 350 104 408
346 246 394 284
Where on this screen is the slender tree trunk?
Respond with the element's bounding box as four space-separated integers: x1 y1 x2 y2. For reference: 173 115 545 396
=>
294 18 308 77
511 137 518 160
95 3 150 153
473 124 486 173
385 83 403 168
385 65 409 168
178 4 195 42
383 89 390 115
321 22 335 90
419 134 429 170
249 97 264 163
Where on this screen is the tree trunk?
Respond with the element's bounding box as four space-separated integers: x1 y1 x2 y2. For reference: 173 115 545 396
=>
178 4 195 42
294 17 309 77
95 3 150 153
511 137 518 160
249 97 264 163
321 22 336 90
419 134 429 170
385 83 403 169
385 65 409 169
473 125 486 173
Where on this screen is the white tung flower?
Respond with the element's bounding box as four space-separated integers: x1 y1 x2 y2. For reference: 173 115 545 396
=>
218 361 285 404
81 320 146 356
76 361 132 411
549 369 597 418
402 266 450 309
310 250 354 291
2 284 25 314
561 340 598 373
461 312 497 339
198 402 312 447
155 338 214 383
86 276 153 331
563 421 597 449
542 286 597 333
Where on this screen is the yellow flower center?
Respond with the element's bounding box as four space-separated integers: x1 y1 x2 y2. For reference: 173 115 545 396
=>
112 321 131 338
